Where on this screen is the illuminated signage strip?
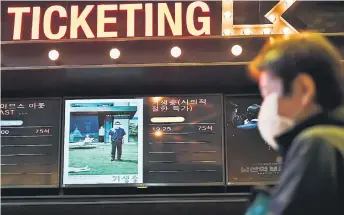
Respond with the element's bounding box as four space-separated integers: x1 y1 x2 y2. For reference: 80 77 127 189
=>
222 0 298 36
6 2 211 41
2 1 300 42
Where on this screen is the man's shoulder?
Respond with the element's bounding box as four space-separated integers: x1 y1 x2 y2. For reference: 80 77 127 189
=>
282 125 344 169
299 125 344 138
295 125 344 152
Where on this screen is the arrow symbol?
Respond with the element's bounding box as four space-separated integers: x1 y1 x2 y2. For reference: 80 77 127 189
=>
222 0 299 36
265 0 299 34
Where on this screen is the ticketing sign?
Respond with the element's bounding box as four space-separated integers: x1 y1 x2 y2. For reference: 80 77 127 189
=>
2 1 221 41
1 0 300 42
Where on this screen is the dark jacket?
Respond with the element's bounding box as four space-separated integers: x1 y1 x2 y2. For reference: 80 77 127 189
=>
246 106 344 215
109 128 126 141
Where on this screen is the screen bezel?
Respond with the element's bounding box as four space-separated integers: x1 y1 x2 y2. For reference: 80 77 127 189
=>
61 94 225 188
1 97 62 189
224 94 279 186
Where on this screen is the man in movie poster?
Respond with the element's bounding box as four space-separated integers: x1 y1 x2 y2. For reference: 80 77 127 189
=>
63 99 143 184
109 121 126 161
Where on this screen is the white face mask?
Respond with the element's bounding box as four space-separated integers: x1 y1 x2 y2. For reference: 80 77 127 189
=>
258 93 295 151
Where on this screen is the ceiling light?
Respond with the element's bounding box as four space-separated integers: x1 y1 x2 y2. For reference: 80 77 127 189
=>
231 45 242 56
171 46 182 58
110 48 121 59
48 49 59 61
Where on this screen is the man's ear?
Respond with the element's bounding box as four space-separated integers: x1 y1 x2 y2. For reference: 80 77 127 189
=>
295 73 316 106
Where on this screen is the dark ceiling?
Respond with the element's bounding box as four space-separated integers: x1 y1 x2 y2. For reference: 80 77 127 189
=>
1 65 259 98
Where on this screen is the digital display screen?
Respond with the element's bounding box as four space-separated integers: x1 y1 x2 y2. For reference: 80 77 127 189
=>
225 96 281 185
63 95 224 186
1 99 61 188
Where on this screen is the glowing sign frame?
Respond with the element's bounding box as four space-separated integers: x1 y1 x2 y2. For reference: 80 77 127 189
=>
222 0 298 36
6 2 212 41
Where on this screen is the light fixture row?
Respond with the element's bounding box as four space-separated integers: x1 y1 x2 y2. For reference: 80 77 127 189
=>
222 26 292 36
47 45 244 61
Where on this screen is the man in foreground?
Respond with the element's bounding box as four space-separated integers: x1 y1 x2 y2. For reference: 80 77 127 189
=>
246 32 344 215
109 121 126 161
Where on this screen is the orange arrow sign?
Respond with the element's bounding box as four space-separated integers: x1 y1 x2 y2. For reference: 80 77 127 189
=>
222 0 299 36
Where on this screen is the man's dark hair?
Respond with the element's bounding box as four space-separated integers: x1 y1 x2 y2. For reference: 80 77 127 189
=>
249 32 344 110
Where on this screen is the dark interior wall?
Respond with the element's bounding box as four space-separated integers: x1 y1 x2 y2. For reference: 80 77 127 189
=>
1 36 269 97
1 65 259 98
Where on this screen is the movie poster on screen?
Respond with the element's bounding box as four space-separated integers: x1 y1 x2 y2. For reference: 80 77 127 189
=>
1 98 61 188
63 99 143 185
226 96 281 185
144 95 224 184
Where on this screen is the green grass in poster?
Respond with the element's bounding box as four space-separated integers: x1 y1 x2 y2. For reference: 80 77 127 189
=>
68 144 138 175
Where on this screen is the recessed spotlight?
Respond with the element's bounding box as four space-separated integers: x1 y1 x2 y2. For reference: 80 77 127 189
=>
171 46 182 58
48 49 59 61
231 45 242 56
110 48 121 59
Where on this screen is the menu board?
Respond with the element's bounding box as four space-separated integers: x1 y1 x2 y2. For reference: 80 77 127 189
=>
63 95 224 186
1 98 61 188
225 95 281 185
